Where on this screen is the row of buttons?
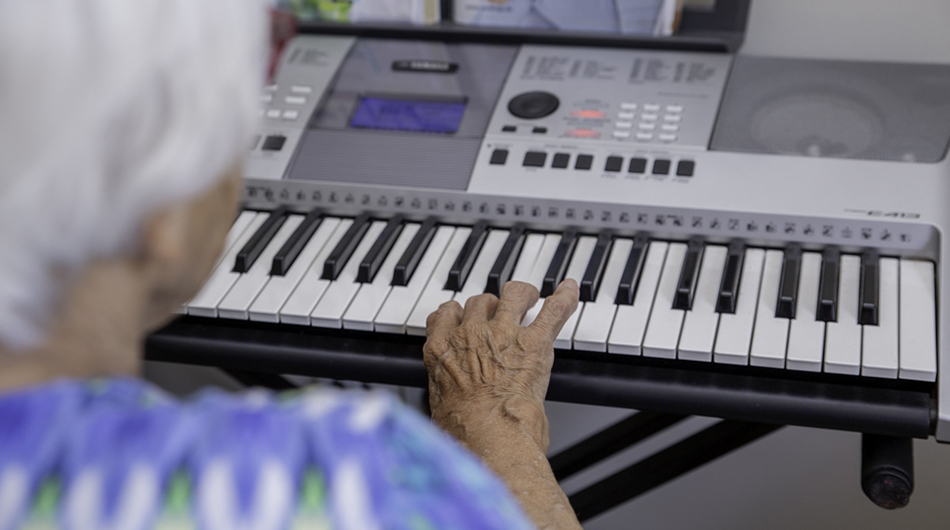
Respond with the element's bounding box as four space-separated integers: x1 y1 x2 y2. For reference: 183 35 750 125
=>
260 84 314 123
604 155 694 176
502 125 548 134
619 103 684 113
489 149 695 176
612 130 679 142
615 102 683 143
261 109 301 121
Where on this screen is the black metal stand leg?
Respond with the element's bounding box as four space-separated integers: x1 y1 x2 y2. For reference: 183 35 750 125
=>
549 411 688 481
569 420 783 523
862 434 914 509
223 369 298 391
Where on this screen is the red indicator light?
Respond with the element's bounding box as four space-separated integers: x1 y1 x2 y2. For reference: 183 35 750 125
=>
571 110 607 119
567 129 600 138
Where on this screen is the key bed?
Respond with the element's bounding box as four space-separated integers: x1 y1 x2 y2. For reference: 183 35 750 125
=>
182 209 938 385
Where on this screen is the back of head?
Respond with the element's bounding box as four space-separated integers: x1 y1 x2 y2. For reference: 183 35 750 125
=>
0 0 267 349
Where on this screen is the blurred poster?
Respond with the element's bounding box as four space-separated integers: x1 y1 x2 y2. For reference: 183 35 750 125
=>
453 0 682 35
277 0 440 24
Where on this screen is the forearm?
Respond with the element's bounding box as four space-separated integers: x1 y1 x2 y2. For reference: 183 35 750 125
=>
433 396 583 530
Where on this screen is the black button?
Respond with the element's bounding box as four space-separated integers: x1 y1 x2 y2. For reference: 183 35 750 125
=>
552 153 570 169
508 91 560 119
523 151 547 167
628 157 647 174
502 125 517 132
653 159 671 175
262 135 286 152
605 156 624 172
575 154 594 170
676 160 695 177
532 127 548 134
490 149 509 165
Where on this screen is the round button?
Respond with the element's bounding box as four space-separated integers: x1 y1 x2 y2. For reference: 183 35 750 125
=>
508 91 560 119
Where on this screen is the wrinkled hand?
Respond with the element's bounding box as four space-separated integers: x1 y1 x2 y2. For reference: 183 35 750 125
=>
423 279 579 453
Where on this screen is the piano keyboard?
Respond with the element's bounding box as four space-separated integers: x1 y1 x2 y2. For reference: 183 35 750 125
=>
185 209 938 383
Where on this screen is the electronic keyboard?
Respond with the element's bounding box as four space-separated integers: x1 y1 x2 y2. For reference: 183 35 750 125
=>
147 34 950 442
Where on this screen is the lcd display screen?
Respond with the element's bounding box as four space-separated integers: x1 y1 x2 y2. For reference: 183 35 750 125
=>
350 96 467 134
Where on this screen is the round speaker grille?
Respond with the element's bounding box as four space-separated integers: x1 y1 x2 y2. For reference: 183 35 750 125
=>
750 91 885 158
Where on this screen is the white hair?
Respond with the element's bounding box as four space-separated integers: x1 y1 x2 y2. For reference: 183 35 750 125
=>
0 1 268 349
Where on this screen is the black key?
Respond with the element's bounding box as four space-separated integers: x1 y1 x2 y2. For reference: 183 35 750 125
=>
541 229 578 297
322 213 372 281
580 233 613 302
673 238 704 310
628 157 648 174
715 241 745 314
271 209 323 276
575 154 593 170
445 221 489 291
817 248 841 322
392 218 438 286
533 126 548 134
605 156 623 172
615 235 649 305
234 206 289 273
502 125 517 132
552 153 571 169
357 216 405 284
858 249 880 325
775 245 803 319
486 226 527 297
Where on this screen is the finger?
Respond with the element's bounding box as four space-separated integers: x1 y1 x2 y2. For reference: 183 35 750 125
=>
493 281 539 327
426 300 463 339
461 293 499 324
526 279 579 342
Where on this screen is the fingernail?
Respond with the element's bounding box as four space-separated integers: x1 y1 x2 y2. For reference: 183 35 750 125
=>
560 278 579 292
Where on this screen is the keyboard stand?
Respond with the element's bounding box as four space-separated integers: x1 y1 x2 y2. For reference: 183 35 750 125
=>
551 413 914 522
148 318 918 518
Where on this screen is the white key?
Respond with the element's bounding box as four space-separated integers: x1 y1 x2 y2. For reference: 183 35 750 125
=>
862 258 899 378
278 219 354 325
786 252 825 372
342 224 420 331
750 250 789 368
678 245 728 362
824 255 862 375
405 228 472 336
220 212 259 265
374 227 455 334
642 243 688 358
177 211 257 314
510 234 545 283
249 218 342 323
573 239 634 352
714 249 765 365
609 242 668 355
187 213 268 317
899 260 937 381
216 215 305 320
310 221 387 328
554 236 599 349
521 234 563 327
454 230 510 303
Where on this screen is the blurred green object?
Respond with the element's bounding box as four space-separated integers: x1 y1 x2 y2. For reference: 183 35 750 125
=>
279 0 352 21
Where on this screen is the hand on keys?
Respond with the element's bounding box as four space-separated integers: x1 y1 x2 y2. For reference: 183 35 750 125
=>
423 279 579 453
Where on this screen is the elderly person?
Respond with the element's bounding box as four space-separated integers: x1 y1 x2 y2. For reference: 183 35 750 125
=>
0 1 582 529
